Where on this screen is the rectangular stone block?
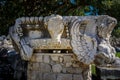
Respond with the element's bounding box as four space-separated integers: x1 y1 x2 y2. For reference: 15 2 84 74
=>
64 67 82 74
57 74 72 80
43 73 56 80
43 55 50 63
30 71 36 80
52 64 63 73
40 63 52 73
35 71 42 80
28 62 40 71
63 55 72 63
30 54 43 62
27 71 42 80
51 55 59 62
73 74 83 80
65 62 72 67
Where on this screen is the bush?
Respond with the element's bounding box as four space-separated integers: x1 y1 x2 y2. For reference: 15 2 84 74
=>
113 28 120 38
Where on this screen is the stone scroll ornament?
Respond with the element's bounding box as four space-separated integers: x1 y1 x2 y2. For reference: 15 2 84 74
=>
69 15 118 65
9 15 119 66
9 17 43 60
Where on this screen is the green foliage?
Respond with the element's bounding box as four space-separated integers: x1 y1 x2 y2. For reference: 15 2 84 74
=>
0 0 24 35
91 64 96 75
113 28 120 38
0 0 120 35
116 52 120 58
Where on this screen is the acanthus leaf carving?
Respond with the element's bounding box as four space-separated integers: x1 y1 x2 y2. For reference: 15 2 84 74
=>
10 15 119 66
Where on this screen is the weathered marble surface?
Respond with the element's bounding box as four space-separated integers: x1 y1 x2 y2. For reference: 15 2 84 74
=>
69 15 117 65
10 15 117 64
9 15 118 80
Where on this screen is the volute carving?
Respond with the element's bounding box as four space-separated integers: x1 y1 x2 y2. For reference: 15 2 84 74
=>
9 15 119 66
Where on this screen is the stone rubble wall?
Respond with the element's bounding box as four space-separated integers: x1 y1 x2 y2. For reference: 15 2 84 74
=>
27 53 91 80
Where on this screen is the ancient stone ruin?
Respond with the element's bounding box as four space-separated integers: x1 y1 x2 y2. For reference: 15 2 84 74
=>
9 15 119 80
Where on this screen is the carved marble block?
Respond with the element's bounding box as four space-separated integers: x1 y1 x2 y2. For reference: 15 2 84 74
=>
9 15 118 80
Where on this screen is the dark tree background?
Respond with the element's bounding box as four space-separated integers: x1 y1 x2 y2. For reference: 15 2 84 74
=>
0 0 120 37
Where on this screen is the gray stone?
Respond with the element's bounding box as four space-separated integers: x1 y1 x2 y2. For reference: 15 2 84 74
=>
36 55 43 62
43 73 56 80
62 68 67 73
27 71 42 80
36 72 42 80
57 74 72 80
59 57 63 63
72 63 80 67
50 60 56 65
44 55 50 63
30 62 40 71
65 67 82 74
27 71 32 80
0 35 5 41
40 63 52 72
73 74 83 80
96 66 120 80
51 55 59 62
30 54 43 62
30 71 36 80
52 64 62 73
28 30 43 39
63 55 71 63
27 62 32 70
65 62 72 67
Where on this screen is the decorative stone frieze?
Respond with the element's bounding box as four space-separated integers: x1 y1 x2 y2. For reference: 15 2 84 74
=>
10 15 118 80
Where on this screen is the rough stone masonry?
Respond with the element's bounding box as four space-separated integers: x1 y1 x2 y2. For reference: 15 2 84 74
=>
9 15 120 80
